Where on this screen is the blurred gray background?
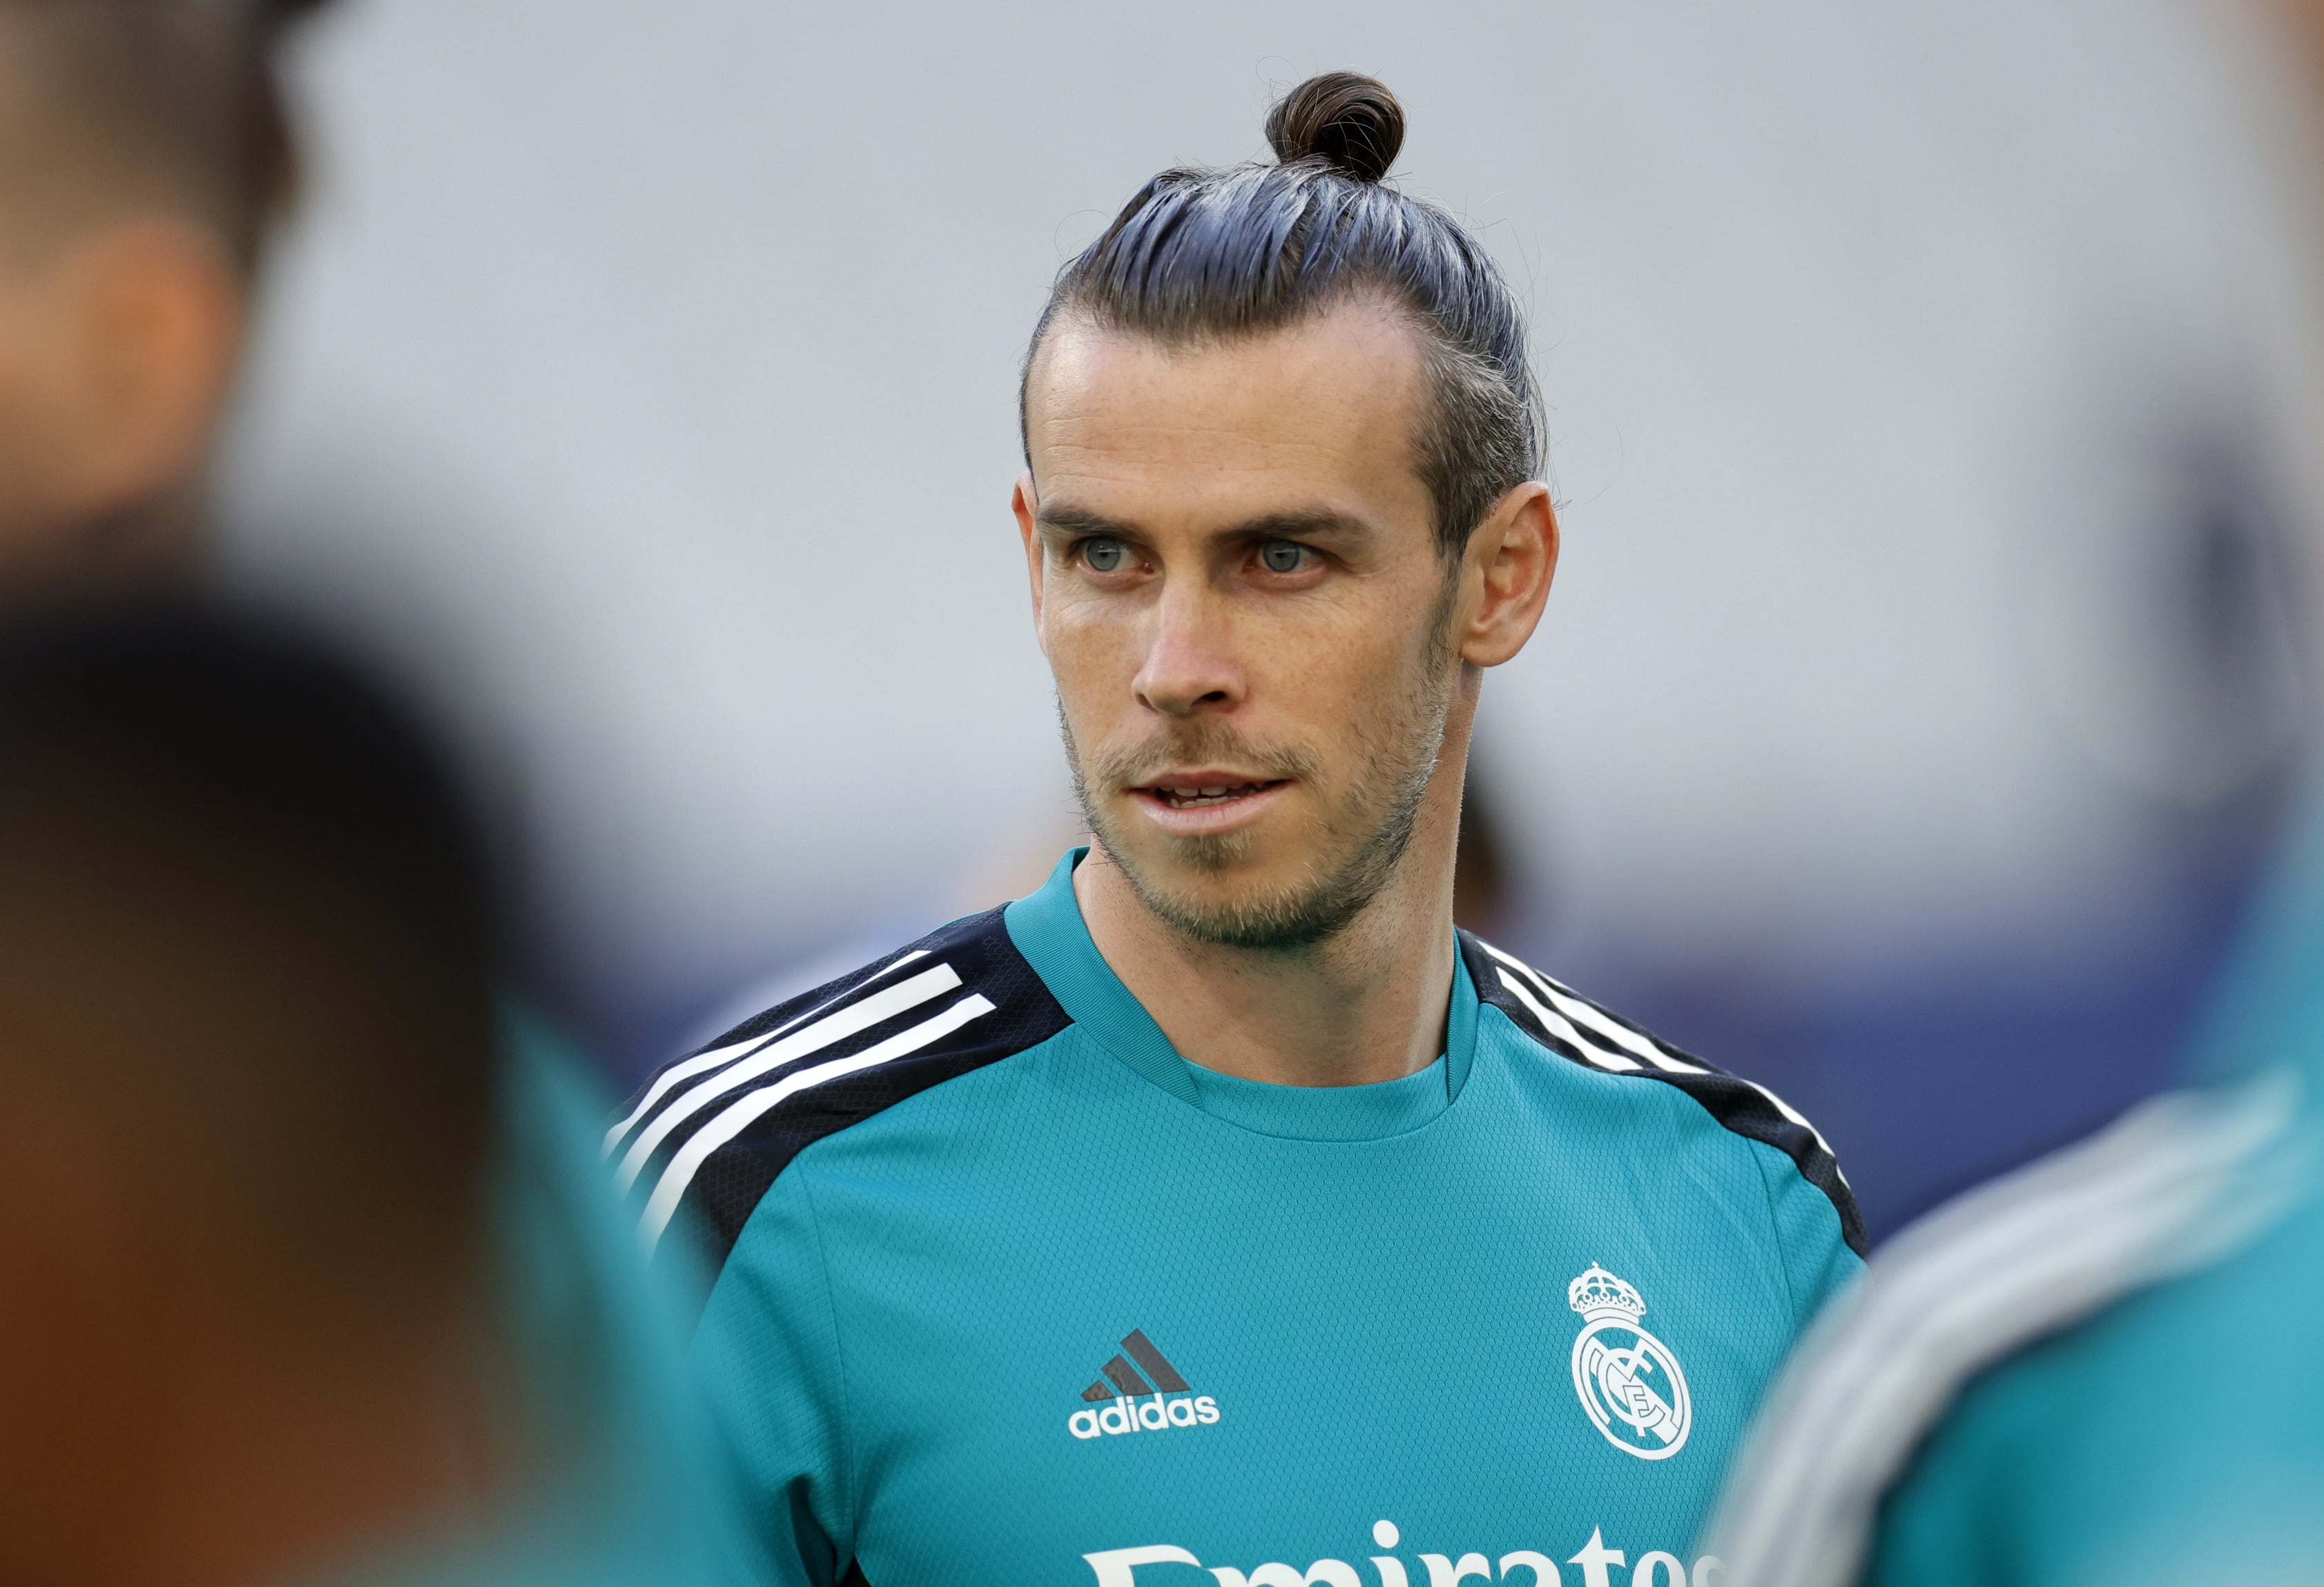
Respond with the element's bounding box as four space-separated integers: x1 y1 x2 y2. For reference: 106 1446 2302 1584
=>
218 0 2324 1236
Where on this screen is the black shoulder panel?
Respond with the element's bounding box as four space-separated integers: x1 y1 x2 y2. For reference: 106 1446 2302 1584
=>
1460 931 1868 1258
610 907 1069 1281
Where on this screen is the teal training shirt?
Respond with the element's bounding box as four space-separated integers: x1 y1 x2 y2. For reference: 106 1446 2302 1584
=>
1866 1154 2324 1587
614 851 1863 1587
1704 797 2324 1587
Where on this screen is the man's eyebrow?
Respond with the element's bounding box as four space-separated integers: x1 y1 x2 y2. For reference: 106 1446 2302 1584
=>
1034 505 1379 543
1226 509 1375 541
1034 504 1136 538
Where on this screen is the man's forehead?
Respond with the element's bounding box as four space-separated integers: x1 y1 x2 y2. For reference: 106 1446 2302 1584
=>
1027 302 1433 523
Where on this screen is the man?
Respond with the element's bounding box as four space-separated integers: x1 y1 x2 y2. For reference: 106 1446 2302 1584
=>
0 603 746 1587
1703 1020 2319 1587
615 72 1861 1587
0 6 748 1581
1699 10 2324 1582
1703 817 2324 1587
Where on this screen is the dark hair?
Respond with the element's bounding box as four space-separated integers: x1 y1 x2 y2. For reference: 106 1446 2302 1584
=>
1023 72 1542 556
0 597 498 1296
0 0 333 269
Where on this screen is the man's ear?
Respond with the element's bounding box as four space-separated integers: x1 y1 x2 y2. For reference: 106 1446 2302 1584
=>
41 220 245 525
1013 469 1049 655
1455 480 1558 669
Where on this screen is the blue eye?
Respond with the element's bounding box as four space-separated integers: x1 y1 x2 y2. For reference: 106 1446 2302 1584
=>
1259 541 1308 574
1083 538 1129 573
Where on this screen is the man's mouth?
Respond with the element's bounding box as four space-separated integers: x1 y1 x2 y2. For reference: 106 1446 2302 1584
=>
1135 779 1289 810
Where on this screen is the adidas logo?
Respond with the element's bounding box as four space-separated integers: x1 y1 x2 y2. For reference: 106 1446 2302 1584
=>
1067 1330 1221 1441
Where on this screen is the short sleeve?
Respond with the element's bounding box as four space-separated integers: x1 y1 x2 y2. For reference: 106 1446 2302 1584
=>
1758 1142 1865 1330
692 1167 855 1587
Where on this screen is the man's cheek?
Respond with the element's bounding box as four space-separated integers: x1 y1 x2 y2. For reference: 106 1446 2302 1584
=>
1267 626 1388 708
1053 613 1143 689
1051 650 1130 751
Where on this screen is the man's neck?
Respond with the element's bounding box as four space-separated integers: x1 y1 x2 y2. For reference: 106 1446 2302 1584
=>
0 485 206 597
1074 785 1465 1090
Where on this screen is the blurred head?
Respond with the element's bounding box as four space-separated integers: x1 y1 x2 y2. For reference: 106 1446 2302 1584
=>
0 0 327 588
1014 73 1558 948
0 601 501 1587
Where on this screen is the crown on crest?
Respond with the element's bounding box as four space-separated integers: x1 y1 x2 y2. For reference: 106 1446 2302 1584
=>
1568 1264 1647 1320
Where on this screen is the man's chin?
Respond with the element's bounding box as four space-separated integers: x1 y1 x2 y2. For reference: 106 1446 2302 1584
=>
1098 836 1372 952
1148 828 1255 875
1098 814 1274 887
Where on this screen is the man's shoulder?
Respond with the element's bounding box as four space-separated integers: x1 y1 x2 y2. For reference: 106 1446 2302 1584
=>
606 906 1072 1276
1458 930 1866 1258
1705 1072 2308 1587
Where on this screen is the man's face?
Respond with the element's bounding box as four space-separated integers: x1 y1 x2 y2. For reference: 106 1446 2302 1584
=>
0 244 99 545
0 46 246 587
1019 301 1464 948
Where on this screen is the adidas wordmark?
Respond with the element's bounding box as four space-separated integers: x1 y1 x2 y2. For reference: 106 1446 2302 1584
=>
1068 1329 1221 1440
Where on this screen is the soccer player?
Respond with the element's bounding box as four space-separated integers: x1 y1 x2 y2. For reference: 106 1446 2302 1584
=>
1702 828 2324 1587
614 73 1862 1587
1698 17 2324 1576
0 602 746 1586
0 8 750 1581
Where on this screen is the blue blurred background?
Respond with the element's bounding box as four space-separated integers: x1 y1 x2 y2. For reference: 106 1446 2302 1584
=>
216 0 2324 1240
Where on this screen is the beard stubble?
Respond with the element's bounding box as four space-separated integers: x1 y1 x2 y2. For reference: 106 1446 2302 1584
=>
1061 587 1460 951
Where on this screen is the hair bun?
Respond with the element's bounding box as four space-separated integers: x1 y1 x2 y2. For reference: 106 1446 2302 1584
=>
1265 72 1404 184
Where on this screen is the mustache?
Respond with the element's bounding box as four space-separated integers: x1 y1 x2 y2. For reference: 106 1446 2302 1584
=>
1081 719 1322 790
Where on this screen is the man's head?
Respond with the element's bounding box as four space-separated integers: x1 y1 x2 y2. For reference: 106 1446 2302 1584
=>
1015 73 1557 949
0 600 501 1586
0 0 326 587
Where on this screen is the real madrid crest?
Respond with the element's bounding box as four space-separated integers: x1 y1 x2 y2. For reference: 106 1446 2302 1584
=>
1567 1263 1692 1460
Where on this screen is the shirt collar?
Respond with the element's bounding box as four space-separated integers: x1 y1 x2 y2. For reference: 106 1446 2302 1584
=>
1003 848 1479 1139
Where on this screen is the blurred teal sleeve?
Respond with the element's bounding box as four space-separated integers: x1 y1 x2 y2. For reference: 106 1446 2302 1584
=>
693 1165 853 1587
479 1020 757 1585
1757 1139 1863 1332
325 1017 755 1587
1858 783 2324 1587
1857 1354 2034 1587
1859 1123 2324 1587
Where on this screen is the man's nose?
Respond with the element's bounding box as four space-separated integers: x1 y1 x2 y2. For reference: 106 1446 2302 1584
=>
1132 583 1243 718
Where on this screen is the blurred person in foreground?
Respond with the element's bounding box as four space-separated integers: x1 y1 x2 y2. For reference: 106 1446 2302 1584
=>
1702 15 2324 1579
1706 896 2321 1587
0 600 744 1587
611 74 1860 1587
0 0 303 589
0 6 754 1582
